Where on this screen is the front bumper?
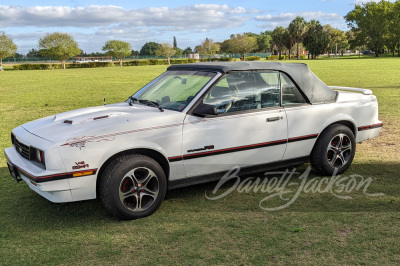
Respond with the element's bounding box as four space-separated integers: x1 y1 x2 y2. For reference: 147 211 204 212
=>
6 160 22 183
5 147 98 203
5 147 74 202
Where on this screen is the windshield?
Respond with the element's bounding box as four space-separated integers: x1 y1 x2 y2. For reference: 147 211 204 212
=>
131 70 217 112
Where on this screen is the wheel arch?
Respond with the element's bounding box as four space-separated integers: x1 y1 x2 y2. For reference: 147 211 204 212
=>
96 148 170 197
326 120 357 136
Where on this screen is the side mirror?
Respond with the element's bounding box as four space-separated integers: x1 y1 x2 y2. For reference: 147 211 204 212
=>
193 103 218 117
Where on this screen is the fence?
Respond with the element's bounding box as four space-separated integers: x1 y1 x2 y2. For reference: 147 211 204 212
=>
131 53 272 59
2 53 272 64
2 57 61 63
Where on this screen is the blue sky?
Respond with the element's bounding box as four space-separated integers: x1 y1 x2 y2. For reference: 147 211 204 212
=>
0 0 383 54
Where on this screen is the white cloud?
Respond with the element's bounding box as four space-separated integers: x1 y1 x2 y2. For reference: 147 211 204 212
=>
255 11 343 23
9 32 46 41
0 4 258 30
1 4 261 53
255 11 346 30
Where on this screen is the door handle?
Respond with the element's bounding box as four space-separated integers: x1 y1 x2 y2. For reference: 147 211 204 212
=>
267 116 281 122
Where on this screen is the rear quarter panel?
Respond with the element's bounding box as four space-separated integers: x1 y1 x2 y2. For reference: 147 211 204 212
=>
283 93 379 160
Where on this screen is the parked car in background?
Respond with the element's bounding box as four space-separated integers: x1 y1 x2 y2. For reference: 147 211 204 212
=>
362 50 375 55
5 62 382 219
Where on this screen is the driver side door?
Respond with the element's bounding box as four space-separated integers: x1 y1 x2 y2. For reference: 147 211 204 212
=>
182 71 288 178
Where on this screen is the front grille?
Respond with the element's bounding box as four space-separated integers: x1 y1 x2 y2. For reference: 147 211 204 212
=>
12 135 31 160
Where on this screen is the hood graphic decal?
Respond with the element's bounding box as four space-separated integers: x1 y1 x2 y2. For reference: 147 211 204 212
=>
63 136 116 149
61 122 182 148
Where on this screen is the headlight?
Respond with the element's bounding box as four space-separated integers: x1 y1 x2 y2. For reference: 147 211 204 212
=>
30 147 45 168
35 149 44 163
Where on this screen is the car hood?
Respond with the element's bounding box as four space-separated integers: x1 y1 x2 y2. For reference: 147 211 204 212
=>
22 102 184 144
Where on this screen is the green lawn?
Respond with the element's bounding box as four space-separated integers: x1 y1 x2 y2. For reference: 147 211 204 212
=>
0 59 399 265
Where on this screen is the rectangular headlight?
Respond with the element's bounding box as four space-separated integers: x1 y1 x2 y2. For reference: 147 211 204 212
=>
30 146 46 168
35 149 44 163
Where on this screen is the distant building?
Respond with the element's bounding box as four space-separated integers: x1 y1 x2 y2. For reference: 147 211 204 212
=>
73 56 113 63
188 54 200 60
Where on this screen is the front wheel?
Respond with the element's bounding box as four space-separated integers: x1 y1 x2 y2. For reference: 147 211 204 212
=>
100 154 167 220
311 124 356 176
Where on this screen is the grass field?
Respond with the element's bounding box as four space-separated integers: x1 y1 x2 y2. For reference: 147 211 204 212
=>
0 58 399 265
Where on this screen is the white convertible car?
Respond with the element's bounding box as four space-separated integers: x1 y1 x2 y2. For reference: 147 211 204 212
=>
5 62 382 219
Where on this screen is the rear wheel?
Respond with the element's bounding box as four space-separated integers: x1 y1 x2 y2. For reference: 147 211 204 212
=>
100 154 167 220
311 124 356 176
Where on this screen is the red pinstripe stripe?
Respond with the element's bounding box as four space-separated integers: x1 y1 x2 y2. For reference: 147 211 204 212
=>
168 133 318 161
182 139 287 158
288 133 319 141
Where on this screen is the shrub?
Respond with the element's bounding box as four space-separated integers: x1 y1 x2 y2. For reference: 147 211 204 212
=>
148 59 168 65
12 58 198 70
121 60 150 66
143 58 197 65
289 54 306 59
52 64 62 69
267 55 286 60
171 58 198 64
267 54 306 60
13 64 53 70
13 62 114 70
199 57 234 62
245 56 261 61
67 62 114 68
218 57 235 61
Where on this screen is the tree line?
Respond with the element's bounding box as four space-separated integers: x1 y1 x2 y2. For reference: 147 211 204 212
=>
345 0 400 57
1 0 400 69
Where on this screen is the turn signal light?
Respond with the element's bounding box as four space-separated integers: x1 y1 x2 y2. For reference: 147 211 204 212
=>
73 170 94 177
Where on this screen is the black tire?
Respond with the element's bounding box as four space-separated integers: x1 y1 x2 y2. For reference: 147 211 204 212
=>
311 124 356 176
100 154 167 220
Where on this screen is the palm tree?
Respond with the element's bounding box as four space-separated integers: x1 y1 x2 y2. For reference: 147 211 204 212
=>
283 29 295 60
271 27 286 60
288 16 307 59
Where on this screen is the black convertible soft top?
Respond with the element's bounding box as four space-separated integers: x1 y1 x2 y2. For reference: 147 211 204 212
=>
167 62 337 104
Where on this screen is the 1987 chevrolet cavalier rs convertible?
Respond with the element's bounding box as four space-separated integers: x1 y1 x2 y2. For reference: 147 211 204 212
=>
5 62 382 219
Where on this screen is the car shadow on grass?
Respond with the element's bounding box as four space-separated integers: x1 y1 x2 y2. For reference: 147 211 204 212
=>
0 162 399 228
166 162 400 213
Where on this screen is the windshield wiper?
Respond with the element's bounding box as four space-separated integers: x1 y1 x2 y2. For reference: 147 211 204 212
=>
139 100 164 112
130 97 164 112
129 96 138 106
